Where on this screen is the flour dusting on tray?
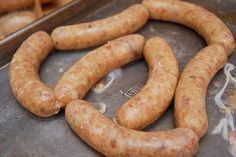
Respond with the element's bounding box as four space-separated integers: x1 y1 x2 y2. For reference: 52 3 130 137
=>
213 63 236 157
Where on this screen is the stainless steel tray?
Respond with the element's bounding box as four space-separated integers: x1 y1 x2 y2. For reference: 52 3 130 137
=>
0 0 236 156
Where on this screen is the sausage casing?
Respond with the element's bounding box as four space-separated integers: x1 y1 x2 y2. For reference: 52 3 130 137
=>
0 0 33 13
9 31 60 117
142 0 235 54
66 100 199 157
142 0 235 137
51 4 149 50
116 37 179 130
54 34 145 107
0 0 54 13
175 44 228 137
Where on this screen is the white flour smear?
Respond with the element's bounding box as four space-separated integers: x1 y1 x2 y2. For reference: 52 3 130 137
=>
92 68 122 93
213 63 236 157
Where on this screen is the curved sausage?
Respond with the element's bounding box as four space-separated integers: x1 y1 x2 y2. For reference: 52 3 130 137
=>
0 0 54 14
175 44 228 137
0 11 36 36
65 100 199 157
0 0 33 13
51 4 149 50
142 0 235 137
116 37 179 130
142 0 235 54
54 34 145 107
9 31 60 117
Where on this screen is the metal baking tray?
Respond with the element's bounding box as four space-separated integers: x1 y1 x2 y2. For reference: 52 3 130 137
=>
0 0 236 156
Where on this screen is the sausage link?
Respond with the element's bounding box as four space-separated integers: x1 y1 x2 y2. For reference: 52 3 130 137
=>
0 11 36 37
142 0 235 54
116 37 179 130
51 4 149 50
142 0 235 137
66 100 199 157
175 44 228 137
9 31 60 117
54 34 145 107
0 0 33 13
0 0 53 13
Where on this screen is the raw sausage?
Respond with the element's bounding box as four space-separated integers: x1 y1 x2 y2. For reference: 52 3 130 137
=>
116 37 179 130
0 0 54 14
175 44 228 137
51 4 149 50
54 34 145 107
142 0 235 54
0 0 33 13
0 11 36 36
65 100 199 157
9 31 60 117
143 0 235 137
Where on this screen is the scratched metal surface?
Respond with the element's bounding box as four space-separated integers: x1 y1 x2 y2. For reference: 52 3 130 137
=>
0 0 236 156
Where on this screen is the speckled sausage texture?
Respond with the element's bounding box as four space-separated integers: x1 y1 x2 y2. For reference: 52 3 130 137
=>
9 31 60 117
116 37 179 130
175 44 228 137
51 4 149 50
143 0 235 137
0 0 33 13
66 100 199 157
142 0 234 54
54 34 145 107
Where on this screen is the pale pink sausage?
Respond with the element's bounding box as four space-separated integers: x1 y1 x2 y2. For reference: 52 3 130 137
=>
143 0 235 137
66 100 199 157
142 0 235 54
9 31 61 117
116 37 179 130
175 44 228 137
54 34 145 107
51 4 149 50
0 0 33 13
